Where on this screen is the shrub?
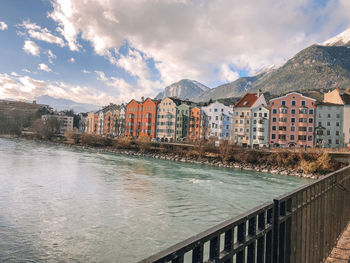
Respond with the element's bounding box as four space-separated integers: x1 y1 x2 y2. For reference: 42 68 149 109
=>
114 136 132 149
80 134 112 147
136 136 152 153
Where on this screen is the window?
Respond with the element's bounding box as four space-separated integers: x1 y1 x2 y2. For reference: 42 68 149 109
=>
308 127 313 132
272 134 276 139
272 126 276 131
290 135 295 140
264 113 268 117
309 109 314 114
327 130 330 135
282 100 286 106
254 113 257 117
328 139 332 145
291 109 296 114
273 109 277 114
279 126 287 131
272 117 277 122
308 136 313 141
298 127 307 132
278 134 286 140
336 122 340 127
336 114 340 118
336 131 340 136
302 101 306 106
280 108 288 114
292 100 296 106
327 114 331 118
291 117 295 123
298 135 306 141
214 108 218 112
336 139 339 145
327 122 330 126
291 126 295 131
308 118 313 123
279 117 287 122
299 118 307 123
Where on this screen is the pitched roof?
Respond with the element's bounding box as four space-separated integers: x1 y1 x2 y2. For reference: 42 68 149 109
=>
316 102 343 107
234 93 258 108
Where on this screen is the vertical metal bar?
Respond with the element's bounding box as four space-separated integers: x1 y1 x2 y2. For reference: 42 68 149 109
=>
237 222 246 263
266 207 274 263
290 196 297 263
192 245 204 263
305 188 310 263
257 210 266 263
209 235 220 261
273 200 279 263
172 255 184 263
285 198 292 263
295 191 302 263
247 216 256 263
224 228 234 252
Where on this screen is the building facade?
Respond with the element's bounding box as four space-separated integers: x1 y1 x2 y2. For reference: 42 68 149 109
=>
250 105 270 148
86 112 98 134
189 107 204 141
41 114 74 134
175 103 191 141
233 93 267 147
202 101 233 140
269 92 316 148
125 99 142 138
315 102 344 148
156 97 182 142
139 98 160 138
324 89 350 147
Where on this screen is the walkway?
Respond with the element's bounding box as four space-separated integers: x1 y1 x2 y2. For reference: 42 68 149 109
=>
325 223 350 262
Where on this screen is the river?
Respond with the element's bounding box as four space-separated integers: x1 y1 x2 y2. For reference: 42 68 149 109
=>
0 138 310 262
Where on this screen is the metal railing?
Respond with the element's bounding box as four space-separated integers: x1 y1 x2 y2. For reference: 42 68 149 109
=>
139 165 350 263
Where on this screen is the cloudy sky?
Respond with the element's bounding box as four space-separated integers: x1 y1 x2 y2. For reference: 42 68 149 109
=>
0 0 349 106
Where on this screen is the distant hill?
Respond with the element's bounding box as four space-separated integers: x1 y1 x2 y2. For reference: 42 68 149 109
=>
36 95 100 113
156 79 209 100
192 27 350 102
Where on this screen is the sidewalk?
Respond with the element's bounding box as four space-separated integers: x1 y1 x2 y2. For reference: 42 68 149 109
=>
325 223 350 262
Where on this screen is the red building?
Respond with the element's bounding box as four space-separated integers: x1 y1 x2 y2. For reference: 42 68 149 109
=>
269 92 316 148
125 98 160 138
140 98 160 138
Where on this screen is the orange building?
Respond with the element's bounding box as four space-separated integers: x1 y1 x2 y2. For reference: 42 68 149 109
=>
125 99 142 137
140 98 160 138
87 112 98 134
189 107 203 141
103 111 114 136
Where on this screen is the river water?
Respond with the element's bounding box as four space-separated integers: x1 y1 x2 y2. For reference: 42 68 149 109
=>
0 138 310 262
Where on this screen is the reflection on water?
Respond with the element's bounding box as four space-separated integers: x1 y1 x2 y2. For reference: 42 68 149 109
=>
0 138 310 262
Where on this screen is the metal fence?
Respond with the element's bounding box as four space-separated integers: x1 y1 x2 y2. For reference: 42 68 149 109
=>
139 165 350 263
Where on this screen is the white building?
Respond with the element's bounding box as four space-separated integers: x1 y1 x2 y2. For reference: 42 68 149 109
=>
201 101 233 140
324 89 350 147
250 105 270 148
41 114 74 134
233 92 267 147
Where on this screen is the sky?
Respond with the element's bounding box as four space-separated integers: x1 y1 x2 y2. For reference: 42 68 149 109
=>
0 0 349 106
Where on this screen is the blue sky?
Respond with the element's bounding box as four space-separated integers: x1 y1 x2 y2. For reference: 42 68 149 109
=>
0 0 349 106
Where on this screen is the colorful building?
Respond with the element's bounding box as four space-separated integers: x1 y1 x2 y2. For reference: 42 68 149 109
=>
202 101 233 140
269 92 316 148
125 99 142 138
156 97 182 142
232 92 267 147
175 103 192 141
315 102 344 148
140 98 160 138
250 105 270 148
87 112 98 134
324 88 350 147
189 107 204 141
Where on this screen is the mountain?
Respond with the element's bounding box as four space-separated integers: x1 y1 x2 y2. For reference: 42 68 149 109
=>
36 95 100 113
193 27 350 102
323 28 350 46
156 79 209 100
193 73 267 102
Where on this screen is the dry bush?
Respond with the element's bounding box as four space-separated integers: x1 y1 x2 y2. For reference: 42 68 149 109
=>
114 136 132 149
135 136 152 153
185 150 200 159
218 142 234 162
298 152 335 174
80 134 112 147
64 128 81 144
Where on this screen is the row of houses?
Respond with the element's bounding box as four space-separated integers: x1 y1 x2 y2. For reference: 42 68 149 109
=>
84 88 350 148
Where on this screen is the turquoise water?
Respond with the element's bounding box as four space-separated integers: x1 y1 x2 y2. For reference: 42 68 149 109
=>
0 138 310 262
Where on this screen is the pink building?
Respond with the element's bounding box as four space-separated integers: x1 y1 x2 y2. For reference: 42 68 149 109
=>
269 92 316 148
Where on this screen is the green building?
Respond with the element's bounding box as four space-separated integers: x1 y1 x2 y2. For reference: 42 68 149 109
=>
175 103 192 141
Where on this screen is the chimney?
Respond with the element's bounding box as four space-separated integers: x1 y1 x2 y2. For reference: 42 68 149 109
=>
141 96 145 102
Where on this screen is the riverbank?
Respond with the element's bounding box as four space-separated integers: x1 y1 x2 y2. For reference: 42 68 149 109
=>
3 133 345 179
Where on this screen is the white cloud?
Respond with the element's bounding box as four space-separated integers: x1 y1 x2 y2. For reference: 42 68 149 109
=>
38 63 52 72
219 65 239 82
82 69 91 74
19 20 65 47
69 57 75 63
0 73 115 105
47 49 56 64
47 0 350 88
0 21 8 31
23 40 40 56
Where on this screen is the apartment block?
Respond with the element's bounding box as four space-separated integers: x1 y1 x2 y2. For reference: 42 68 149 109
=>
189 107 204 141
156 97 182 142
233 92 267 147
202 101 233 140
139 98 160 138
125 99 142 138
41 114 74 134
324 88 350 147
250 105 270 148
175 103 192 141
315 102 344 148
269 92 316 148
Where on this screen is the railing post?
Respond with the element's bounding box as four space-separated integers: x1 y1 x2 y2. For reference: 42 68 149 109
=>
273 199 279 263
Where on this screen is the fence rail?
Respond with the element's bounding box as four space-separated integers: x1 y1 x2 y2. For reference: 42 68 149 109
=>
139 165 350 263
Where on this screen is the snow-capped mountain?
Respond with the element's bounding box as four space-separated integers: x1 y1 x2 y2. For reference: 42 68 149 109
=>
323 28 350 46
156 79 209 100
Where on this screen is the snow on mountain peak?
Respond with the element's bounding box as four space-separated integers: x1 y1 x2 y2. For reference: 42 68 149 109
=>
323 28 350 46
